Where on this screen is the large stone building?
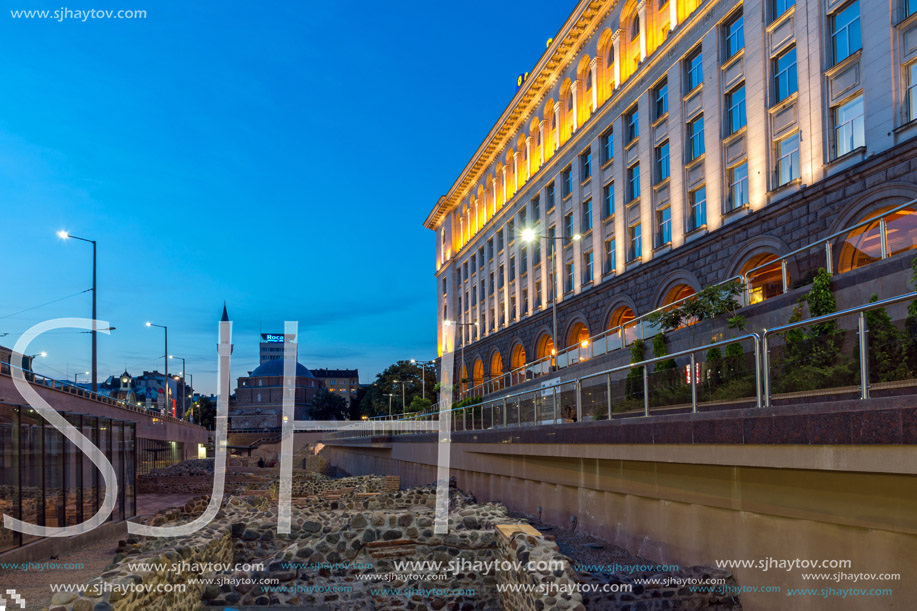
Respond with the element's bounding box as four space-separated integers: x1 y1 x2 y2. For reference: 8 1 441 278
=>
311 368 360 405
229 359 322 429
426 0 917 390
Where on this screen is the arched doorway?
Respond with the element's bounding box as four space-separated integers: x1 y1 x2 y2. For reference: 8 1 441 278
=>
510 343 526 370
536 333 555 359
568 322 591 348
490 352 504 388
740 253 783 304
608 305 636 329
608 305 638 348
662 284 696 307
837 205 917 273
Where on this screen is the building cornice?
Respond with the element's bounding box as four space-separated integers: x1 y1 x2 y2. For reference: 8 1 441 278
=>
424 0 616 231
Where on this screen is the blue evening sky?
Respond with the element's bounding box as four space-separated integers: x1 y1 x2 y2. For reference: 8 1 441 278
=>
0 0 577 393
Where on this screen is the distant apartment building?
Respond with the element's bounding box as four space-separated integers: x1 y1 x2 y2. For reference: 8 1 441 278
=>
311 368 360 405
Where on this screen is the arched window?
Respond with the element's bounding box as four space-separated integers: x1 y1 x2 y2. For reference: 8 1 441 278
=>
609 305 636 329
472 358 484 387
586 69 593 91
662 284 696 307
631 17 641 39
490 352 504 378
741 253 783 304
536 333 555 359
837 206 917 273
568 322 590 348
511 343 527 370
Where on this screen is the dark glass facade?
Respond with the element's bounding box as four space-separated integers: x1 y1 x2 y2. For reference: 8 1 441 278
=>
0 404 136 553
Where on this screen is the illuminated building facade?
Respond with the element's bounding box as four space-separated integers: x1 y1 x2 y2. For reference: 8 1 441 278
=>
426 0 917 389
311 368 360 406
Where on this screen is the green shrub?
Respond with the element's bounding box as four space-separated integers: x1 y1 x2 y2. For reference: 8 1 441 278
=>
625 338 646 399
864 294 910 383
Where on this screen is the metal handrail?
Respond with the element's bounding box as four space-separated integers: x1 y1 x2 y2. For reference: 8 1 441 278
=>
761 290 917 407
743 198 917 297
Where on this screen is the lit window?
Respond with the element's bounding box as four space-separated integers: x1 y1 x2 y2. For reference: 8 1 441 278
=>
628 223 642 261
625 108 639 143
631 17 640 38
603 182 614 218
604 238 616 273
582 199 593 232
654 79 668 119
725 12 745 59
834 95 864 157
655 141 670 183
831 2 861 65
688 186 707 231
685 49 703 91
727 85 747 134
774 47 798 103
627 163 641 201
776 133 800 186
908 63 917 121
656 207 672 247
688 115 705 161
727 163 749 211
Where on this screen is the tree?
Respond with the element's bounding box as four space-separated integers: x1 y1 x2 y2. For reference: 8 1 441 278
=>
308 388 349 420
652 333 676 371
192 396 216 430
625 338 646 399
646 280 746 345
354 360 438 418
408 396 433 413
864 294 909 383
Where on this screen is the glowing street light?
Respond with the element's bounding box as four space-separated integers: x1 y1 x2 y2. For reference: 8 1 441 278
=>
146 322 170 416
57 229 99 391
74 370 90 384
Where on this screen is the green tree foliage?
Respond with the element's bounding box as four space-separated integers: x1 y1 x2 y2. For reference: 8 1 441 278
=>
864 294 910 383
408 396 433 413
355 360 437 418
647 279 746 334
723 343 744 381
652 333 676 371
192 396 216 430
626 338 646 399
307 388 349 420
705 344 723 389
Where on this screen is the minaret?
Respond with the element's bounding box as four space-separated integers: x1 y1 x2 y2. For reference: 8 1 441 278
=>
220 302 234 354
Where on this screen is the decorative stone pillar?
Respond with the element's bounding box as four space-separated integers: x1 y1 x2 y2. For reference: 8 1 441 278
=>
638 0 647 62
670 0 678 30
571 80 579 133
553 102 561 150
539 122 545 165
590 58 598 111
612 30 622 89
525 136 532 180
501 166 507 204
513 152 519 192
491 175 497 216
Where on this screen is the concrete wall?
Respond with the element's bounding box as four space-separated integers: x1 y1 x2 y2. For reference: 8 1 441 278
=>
321 401 917 611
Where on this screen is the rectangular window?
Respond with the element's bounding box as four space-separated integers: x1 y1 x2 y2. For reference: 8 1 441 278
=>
521 247 528 273
688 186 707 231
773 0 795 20
832 1 861 65
727 162 749 211
655 141 670 183
774 47 798 103
522 288 529 314
604 238 616 273
582 199 593 232
725 12 744 59
562 167 572 197
509 257 515 282
601 128 614 163
497 231 504 251
532 195 540 221
776 132 800 186
534 238 541 264
627 163 641 201
581 150 592 180
603 182 615 218
487 239 494 259
835 95 865 157
565 262 574 293
564 212 574 239
628 223 642 261
685 49 704 91
583 250 594 284
489 273 494 293
547 182 556 209
909 0 917 18
656 206 672 247
508 219 515 243
909 63 917 122
625 108 639 143
688 115 705 161
654 79 668 119
727 85 746 134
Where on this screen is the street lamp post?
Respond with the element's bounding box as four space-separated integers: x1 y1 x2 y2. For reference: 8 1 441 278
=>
185 372 194 422
146 322 169 416
57 231 98 392
393 380 407 413
522 228 581 369
170 355 186 419
74 370 89 384
383 393 394 417
410 359 434 400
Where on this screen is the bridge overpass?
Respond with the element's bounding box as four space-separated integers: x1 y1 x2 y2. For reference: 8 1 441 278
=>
322 395 916 610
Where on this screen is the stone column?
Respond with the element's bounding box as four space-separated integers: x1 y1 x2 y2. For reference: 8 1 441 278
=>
513 152 519 192
539 122 545 165
638 0 647 62
590 58 598 112
553 102 561 151
501 166 507 204
571 80 579 133
491 175 497 216
612 30 622 89
525 136 532 180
